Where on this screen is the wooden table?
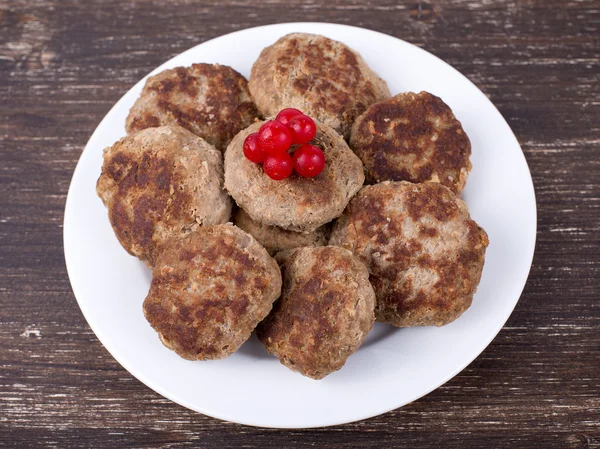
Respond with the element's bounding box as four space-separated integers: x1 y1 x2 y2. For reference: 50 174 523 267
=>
2 0 599 447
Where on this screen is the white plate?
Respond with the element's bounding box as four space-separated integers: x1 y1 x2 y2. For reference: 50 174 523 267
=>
64 23 536 428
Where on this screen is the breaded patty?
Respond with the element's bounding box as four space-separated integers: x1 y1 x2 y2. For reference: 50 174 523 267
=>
350 92 472 193
329 181 488 327
249 33 390 139
233 208 328 256
96 125 232 267
143 224 282 360
126 64 258 152
257 246 375 379
224 120 364 232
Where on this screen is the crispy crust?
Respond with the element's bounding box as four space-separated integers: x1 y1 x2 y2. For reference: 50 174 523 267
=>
329 181 488 327
224 120 364 232
126 64 259 152
233 208 328 255
96 125 232 267
143 224 282 360
249 33 390 139
350 92 472 193
257 246 375 379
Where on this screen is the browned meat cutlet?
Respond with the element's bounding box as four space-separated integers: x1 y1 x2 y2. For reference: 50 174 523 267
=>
329 181 488 327
126 63 258 152
96 125 232 267
249 33 390 139
350 92 472 193
144 224 282 361
233 208 328 256
257 246 375 379
224 120 364 233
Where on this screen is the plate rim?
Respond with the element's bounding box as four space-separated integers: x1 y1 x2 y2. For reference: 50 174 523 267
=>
63 21 537 428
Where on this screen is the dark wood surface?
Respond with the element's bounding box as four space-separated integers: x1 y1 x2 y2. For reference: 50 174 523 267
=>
1 0 599 447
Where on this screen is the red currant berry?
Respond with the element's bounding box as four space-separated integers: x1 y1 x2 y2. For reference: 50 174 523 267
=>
275 108 304 127
258 120 292 155
243 133 266 163
263 153 294 180
288 115 317 144
293 144 325 178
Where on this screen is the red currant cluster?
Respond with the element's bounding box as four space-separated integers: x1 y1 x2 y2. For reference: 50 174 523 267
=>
243 108 326 180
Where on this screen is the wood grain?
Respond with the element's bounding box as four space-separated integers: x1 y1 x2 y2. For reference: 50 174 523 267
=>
1 0 599 447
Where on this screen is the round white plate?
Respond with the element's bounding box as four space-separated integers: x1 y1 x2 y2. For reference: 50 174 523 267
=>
64 23 536 428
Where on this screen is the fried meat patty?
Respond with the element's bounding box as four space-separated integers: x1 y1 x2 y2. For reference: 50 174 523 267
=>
126 64 258 152
329 181 488 327
96 125 232 267
249 33 390 139
350 92 472 193
224 120 364 232
143 224 282 360
257 246 375 379
233 208 328 256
